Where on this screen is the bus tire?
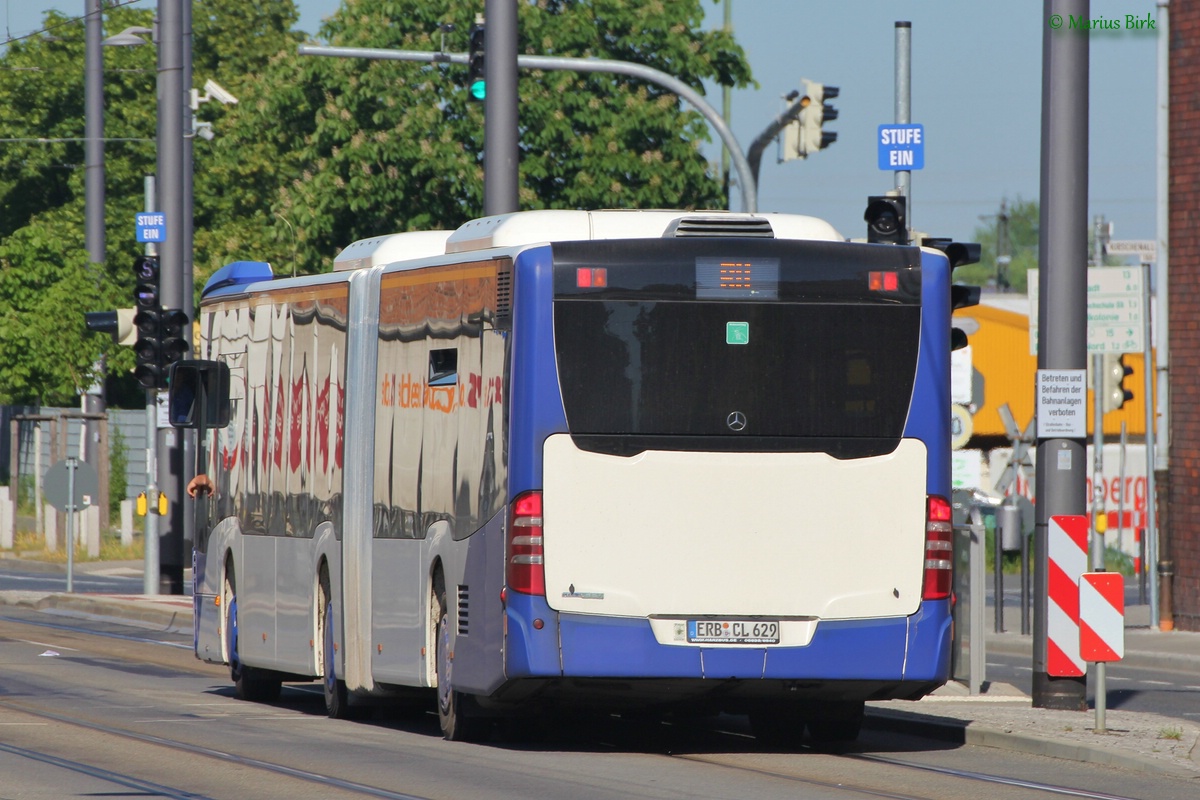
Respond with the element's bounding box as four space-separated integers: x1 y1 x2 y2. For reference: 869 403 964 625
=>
435 584 487 742
806 700 865 747
225 569 281 703
319 570 356 719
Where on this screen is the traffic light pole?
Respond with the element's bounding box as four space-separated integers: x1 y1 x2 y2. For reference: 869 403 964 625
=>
297 45 758 213
156 0 187 594
484 0 518 216
1033 0 1090 712
142 176 160 596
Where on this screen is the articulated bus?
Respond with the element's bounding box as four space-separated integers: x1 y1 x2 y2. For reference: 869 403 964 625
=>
183 209 967 744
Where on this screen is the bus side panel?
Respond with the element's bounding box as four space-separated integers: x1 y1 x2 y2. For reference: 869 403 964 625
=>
509 245 567 494
447 511 509 696
906 249 952 498
904 598 953 680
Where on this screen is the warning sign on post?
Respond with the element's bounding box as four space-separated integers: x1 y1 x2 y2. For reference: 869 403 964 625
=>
1036 369 1086 438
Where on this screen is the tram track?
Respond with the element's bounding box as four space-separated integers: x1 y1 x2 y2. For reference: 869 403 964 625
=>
0 613 1188 800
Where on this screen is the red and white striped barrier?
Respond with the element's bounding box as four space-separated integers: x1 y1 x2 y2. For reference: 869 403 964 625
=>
1080 572 1125 662
1048 514 1089 677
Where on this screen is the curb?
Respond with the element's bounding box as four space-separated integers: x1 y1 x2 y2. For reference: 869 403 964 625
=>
865 706 1200 779
0 591 192 634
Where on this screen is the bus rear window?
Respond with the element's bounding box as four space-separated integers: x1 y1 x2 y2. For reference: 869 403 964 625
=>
553 299 919 443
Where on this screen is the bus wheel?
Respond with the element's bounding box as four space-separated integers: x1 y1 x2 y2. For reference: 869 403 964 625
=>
225 570 281 703
319 571 355 719
806 701 865 748
435 584 487 742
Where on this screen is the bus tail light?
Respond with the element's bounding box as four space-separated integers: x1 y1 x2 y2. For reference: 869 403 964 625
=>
922 495 953 600
507 491 545 595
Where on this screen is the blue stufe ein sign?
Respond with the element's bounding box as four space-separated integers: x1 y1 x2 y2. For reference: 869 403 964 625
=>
878 124 925 170
135 212 167 243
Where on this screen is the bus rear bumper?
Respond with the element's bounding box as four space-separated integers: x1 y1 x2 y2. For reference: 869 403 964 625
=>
503 596 951 701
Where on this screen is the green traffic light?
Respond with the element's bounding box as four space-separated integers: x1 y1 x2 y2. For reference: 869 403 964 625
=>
470 79 486 101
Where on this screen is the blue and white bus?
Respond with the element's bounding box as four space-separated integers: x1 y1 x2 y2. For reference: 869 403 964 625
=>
182 209 972 744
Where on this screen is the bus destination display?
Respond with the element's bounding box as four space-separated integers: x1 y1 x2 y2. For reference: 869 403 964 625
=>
696 256 779 300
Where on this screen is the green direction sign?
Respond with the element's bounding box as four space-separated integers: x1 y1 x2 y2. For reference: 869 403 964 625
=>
726 321 749 345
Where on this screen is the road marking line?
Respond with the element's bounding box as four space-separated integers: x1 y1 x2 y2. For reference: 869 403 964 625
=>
15 639 79 651
1136 679 1173 686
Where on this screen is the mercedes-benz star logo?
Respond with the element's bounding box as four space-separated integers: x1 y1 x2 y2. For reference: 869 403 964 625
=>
726 410 747 431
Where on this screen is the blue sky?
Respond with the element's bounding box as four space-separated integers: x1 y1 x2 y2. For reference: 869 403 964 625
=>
3 1 1160 246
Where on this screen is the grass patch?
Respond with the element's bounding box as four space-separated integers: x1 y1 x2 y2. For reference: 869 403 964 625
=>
11 528 142 563
1159 727 1183 741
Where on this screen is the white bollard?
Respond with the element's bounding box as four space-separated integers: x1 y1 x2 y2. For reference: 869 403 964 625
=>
120 499 133 547
44 504 58 552
0 486 11 550
85 505 100 558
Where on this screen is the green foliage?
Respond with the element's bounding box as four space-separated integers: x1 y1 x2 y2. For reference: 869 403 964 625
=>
0 1 752 405
958 197 1039 294
109 426 128 516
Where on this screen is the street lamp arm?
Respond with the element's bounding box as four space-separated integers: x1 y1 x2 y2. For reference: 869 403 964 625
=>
298 44 756 212
746 94 808 189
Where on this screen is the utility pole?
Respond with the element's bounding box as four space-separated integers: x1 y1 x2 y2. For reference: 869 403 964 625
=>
1033 0 1090 711
997 200 1011 291
156 0 186 594
84 0 105 265
721 0 732 205
483 0 518 216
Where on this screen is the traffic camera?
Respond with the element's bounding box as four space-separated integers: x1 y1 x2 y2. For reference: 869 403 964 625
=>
467 19 486 101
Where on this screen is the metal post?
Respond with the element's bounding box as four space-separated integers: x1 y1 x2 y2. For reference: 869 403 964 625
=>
66 457 76 593
157 0 186 594
84 0 105 265
1117 422 1127 556
483 0 518 216
1152 3 1170 632
143 176 160 597
1095 660 1107 733
1092 352 1105 571
994 523 1004 633
721 0 732 206
181 0 196 570
894 21 912 232
1142 261 1161 626
1033 0 1089 712
1020 516 1031 634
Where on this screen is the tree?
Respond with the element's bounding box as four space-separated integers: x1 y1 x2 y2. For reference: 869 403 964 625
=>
960 198 1039 294
0 1 752 405
195 0 753 279
0 2 300 405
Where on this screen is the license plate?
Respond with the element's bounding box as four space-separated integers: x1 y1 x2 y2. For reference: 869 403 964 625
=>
687 619 780 644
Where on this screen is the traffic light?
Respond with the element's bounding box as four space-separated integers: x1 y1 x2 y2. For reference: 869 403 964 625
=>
1101 354 1134 413
864 195 907 245
133 254 160 310
131 254 191 389
84 308 137 346
785 80 838 159
467 20 486 102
